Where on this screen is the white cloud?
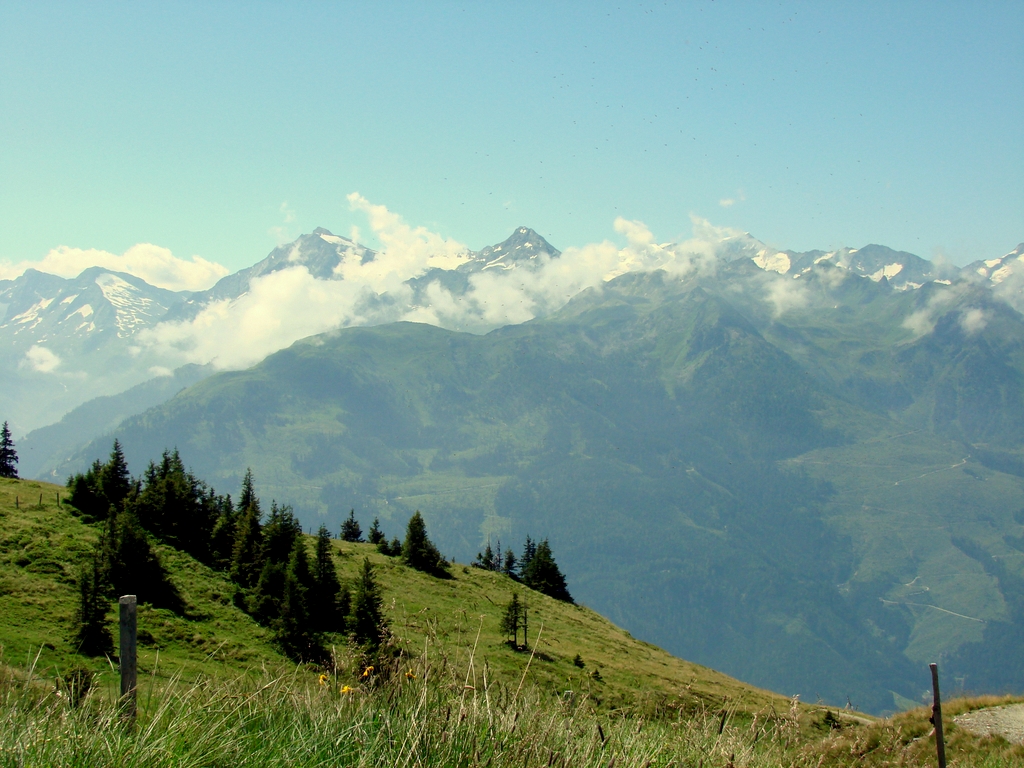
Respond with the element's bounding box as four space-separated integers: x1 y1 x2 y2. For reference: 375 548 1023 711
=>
0 243 228 292
136 197 753 370
139 266 385 369
902 286 962 337
765 275 810 317
959 307 989 335
718 189 746 208
21 345 61 373
344 192 471 281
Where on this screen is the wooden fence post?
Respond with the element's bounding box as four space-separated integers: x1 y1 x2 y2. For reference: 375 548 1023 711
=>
930 662 946 768
119 595 138 718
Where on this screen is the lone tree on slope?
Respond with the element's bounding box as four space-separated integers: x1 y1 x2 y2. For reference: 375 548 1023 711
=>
0 422 17 479
402 511 448 576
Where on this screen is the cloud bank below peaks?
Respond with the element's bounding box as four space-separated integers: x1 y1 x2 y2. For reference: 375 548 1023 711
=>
139 197 747 370
0 244 228 292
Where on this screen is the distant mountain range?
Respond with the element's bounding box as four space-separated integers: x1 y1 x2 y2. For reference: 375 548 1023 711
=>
18 223 1024 713
5 225 1020 441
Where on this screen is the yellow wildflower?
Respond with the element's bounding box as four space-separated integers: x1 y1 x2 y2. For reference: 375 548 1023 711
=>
361 665 374 678
318 673 330 686
405 669 416 679
341 685 353 694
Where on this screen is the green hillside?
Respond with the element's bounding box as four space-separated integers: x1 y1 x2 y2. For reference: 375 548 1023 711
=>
0 476 786 718
52 264 1024 713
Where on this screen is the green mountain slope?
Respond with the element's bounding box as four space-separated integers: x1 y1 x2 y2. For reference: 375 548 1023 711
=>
54 264 1024 713
0 476 787 718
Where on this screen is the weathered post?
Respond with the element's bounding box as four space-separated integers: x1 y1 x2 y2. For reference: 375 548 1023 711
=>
38 493 42 507
119 595 138 718
930 662 946 768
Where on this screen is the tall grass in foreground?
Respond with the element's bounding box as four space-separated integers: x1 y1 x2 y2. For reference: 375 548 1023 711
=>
2 653 1024 767
0 664 795 767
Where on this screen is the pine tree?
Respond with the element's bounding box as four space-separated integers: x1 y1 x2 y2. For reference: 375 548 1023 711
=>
66 441 135 521
474 541 496 570
130 449 218 563
499 591 523 647
311 524 344 633
502 548 517 576
367 517 384 545
230 502 264 589
238 468 260 516
349 557 387 649
278 537 318 660
74 551 112 656
340 509 363 542
99 440 132 513
105 509 179 608
402 511 448 575
0 421 18 479
520 535 537 576
261 502 301 566
377 536 402 556
67 460 106 520
210 495 237 570
521 539 573 603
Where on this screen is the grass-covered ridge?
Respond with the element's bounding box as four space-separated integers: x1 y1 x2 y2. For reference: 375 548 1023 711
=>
0 475 780 716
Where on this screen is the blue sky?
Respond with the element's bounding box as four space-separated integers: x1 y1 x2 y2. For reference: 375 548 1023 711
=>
1 1 1021 274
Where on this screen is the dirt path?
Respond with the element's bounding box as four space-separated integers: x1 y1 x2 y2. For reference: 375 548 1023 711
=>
954 704 1024 743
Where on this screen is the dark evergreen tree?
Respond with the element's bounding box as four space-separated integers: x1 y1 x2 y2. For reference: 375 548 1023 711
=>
499 591 524 647
252 558 287 624
67 460 106 520
311 524 345 633
104 509 179 609
402 511 448 576
99 439 132 513
238 468 259 515
0 421 18 479
520 535 537 576
473 541 496 570
209 495 237 570
261 502 302 565
340 509 363 542
278 537 319 660
521 539 573 603
230 501 264 589
367 517 384 545
66 441 136 521
349 557 387 649
502 548 517 577
74 552 112 656
378 536 402 557
129 449 219 563
248 501 300 618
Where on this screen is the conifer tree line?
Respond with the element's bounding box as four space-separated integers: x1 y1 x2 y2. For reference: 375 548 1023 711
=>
473 534 573 603
66 443 387 662
65 441 572 662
